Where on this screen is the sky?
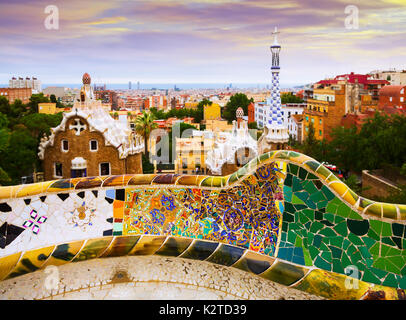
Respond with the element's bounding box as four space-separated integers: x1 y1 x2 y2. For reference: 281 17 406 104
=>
0 0 406 86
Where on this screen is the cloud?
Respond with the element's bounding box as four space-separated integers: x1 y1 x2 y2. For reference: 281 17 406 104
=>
0 0 405 84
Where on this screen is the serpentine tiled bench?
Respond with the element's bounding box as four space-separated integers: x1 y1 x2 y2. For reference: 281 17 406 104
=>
0 150 405 300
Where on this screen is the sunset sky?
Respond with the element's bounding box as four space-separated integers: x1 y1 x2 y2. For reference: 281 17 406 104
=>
1 0 406 86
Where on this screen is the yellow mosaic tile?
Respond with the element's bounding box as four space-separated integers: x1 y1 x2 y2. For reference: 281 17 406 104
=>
127 235 167 255
175 175 199 186
0 252 22 281
72 237 114 262
41 240 85 267
342 188 359 207
16 181 53 198
6 246 55 278
127 174 156 186
100 235 140 257
329 181 349 197
364 203 382 218
293 269 370 300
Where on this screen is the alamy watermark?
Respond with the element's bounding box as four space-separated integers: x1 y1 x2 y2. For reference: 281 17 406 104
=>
344 265 359 289
44 5 59 30
345 5 359 30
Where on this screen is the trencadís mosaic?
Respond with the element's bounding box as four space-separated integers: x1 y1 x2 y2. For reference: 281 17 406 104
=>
0 150 405 300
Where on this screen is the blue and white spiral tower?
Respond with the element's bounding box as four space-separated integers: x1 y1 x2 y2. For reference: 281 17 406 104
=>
268 26 283 126
258 27 289 153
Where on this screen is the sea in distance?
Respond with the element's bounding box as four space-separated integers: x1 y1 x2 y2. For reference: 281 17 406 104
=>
1 82 305 90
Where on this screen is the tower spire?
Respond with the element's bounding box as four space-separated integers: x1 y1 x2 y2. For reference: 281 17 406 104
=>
272 26 280 46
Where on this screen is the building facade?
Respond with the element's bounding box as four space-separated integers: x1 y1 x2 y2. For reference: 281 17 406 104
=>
203 103 221 120
206 108 257 175
175 130 214 175
378 85 406 110
9 76 41 93
38 73 144 181
0 88 32 104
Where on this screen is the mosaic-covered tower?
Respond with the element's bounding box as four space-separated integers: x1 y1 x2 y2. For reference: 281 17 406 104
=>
258 27 289 154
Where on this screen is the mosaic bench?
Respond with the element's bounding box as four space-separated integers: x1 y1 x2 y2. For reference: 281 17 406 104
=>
0 150 405 300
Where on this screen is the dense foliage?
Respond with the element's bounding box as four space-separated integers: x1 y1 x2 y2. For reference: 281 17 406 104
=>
281 92 304 104
295 112 406 203
222 93 253 123
0 94 63 185
148 98 210 124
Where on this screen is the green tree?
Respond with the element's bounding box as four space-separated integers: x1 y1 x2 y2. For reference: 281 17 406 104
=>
26 93 50 114
134 111 158 160
0 96 11 115
0 126 10 184
248 121 259 130
327 125 360 173
50 94 57 103
222 93 253 123
281 93 304 104
20 113 63 139
0 127 37 185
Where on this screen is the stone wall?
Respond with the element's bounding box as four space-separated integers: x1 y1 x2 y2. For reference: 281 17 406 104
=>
362 170 401 199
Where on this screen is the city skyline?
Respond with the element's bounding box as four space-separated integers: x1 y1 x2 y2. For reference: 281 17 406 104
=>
1 0 406 85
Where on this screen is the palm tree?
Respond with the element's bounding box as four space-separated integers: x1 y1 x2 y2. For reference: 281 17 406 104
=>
134 111 157 160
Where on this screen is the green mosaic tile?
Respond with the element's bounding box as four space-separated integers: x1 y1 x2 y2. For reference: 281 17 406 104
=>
292 194 306 205
369 220 383 235
336 204 351 218
382 273 398 287
284 174 293 187
303 180 318 194
298 212 310 224
292 176 304 192
348 209 363 220
319 228 336 237
369 242 380 256
381 222 392 237
350 251 362 265
321 185 335 201
303 160 321 172
381 237 396 247
308 246 320 260
321 250 332 262
329 236 343 248
298 167 308 180
392 223 404 237
333 221 348 237
307 173 319 180
341 252 352 268
309 191 325 204
347 219 369 236
314 256 331 271
359 246 372 260
329 246 342 259
303 248 313 266
315 165 332 180
362 268 381 284
332 259 344 274
367 228 380 241
310 221 324 234
317 200 329 209
288 164 298 176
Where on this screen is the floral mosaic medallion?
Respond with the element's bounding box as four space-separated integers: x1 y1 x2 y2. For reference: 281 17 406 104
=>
69 201 96 231
22 210 47 235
